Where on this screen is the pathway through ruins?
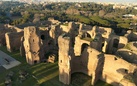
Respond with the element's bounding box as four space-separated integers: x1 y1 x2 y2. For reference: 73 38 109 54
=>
0 50 20 70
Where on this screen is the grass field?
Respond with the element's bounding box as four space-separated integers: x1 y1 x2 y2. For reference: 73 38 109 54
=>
0 46 111 86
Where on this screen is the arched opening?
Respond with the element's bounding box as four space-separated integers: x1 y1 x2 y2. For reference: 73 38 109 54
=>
133 69 137 76
60 60 62 63
101 42 104 50
81 43 89 54
34 60 37 64
133 43 137 48
116 68 128 74
114 57 118 60
86 33 91 38
125 69 128 73
113 39 119 48
82 32 91 38
41 35 45 40
33 52 36 55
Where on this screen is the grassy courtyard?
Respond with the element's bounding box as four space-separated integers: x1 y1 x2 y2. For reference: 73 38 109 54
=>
0 46 111 86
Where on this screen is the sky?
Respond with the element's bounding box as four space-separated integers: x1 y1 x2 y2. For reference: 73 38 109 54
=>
1 0 137 3
61 0 137 3
90 0 137 3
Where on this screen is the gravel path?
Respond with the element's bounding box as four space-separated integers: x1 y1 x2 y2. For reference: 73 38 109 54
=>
0 50 21 69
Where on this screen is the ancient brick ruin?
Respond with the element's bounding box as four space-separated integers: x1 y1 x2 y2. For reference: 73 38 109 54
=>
0 18 137 86
58 22 137 86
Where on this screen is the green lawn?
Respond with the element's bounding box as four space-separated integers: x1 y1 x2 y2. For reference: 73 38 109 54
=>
0 46 111 86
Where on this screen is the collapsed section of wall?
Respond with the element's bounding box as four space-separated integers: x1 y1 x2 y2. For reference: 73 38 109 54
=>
5 31 23 52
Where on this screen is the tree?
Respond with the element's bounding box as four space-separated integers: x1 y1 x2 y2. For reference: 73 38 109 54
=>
66 7 80 15
99 10 106 17
33 18 40 23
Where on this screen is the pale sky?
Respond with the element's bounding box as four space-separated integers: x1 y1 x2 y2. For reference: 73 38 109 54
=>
90 0 136 3
2 0 137 3
62 0 136 3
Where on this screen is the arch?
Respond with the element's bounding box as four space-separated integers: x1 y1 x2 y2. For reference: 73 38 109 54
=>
116 68 128 74
101 42 105 50
133 69 137 76
86 32 91 38
114 57 118 60
133 42 137 48
41 35 45 40
34 60 37 64
82 32 91 38
81 43 89 54
113 39 119 48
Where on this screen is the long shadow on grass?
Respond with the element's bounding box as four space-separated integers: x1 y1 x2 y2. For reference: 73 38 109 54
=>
31 62 58 74
36 66 59 84
40 76 64 86
31 62 58 70
35 65 58 78
39 71 112 86
40 73 92 86
70 73 92 86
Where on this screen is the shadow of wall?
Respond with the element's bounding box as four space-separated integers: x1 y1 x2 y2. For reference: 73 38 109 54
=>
116 49 137 64
71 47 104 85
106 36 128 54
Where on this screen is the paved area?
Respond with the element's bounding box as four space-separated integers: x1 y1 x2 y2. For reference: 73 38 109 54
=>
0 50 21 69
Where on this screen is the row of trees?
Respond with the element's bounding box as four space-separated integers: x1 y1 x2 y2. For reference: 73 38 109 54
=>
0 1 137 33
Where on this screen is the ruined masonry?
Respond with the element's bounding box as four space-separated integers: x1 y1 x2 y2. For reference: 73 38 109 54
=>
23 26 42 65
0 19 137 86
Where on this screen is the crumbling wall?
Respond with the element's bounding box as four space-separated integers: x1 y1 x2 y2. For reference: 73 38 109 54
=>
58 22 137 86
60 25 69 33
74 33 103 56
96 27 113 52
74 36 90 56
97 27 113 39
48 18 61 24
20 37 25 57
5 24 23 32
0 27 14 46
49 25 62 45
5 31 23 52
79 47 104 85
40 27 57 61
107 35 128 54
68 22 78 46
23 26 57 64
116 49 137 64
131 32 137 41
78 25 114 53
58 33 104 86
58 31 105 85
101 54 136 86
58 34 74 85
23 26 42 65
90 33 103 51
0 30 7 46
125 31 137 41
127 42 137 51
0 24 23 46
